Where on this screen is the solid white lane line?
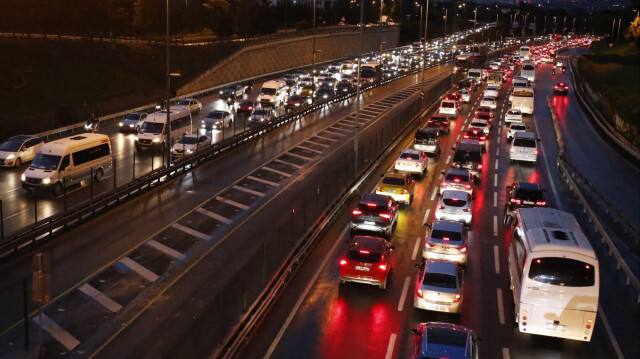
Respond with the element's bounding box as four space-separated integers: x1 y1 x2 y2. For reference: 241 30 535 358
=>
494 245 500 274
422 208 432 226
446 154 451 164
503 347 510 359
119 257 159 282
495 159 499 170
79 283 122 312
494 173 498 187
233 185 266 197
598 307 624 359
494 191 498 207
398 276 412 312
493 216 498 237
497 288 505 324
34 313 80 350
265 226 349 358
273 158 303 169
430 187 438 201
146 239 188 261
172 222 211 240
216 196 250 210
262 166 293 177
385 333 397 359
247 175 279 186
412 236 422 261
196 208 232 224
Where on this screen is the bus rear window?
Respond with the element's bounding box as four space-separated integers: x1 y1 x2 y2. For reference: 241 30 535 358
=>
528 257 595 287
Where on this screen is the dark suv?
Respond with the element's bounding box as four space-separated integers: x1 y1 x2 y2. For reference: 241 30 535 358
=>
504 182 546 222
350 193 399 236
452 142 484 182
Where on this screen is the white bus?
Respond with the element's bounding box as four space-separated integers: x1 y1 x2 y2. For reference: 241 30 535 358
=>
508 207 599 342
135 107 192 151
22 133 113 195
519 46 531 61
511 87 534 115
521 61 536 83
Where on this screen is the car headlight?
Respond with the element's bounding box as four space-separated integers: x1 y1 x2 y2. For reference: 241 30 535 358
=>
21 173 26 181
186 149 193 154
152 138 160 143
6 154 15 160
119 123 124 127
42 178 51 185
129 124 135 128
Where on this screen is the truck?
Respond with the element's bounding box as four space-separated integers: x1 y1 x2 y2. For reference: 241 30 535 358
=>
487 73 502 90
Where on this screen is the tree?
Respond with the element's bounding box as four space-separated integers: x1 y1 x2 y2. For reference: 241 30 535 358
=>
626 16 640 42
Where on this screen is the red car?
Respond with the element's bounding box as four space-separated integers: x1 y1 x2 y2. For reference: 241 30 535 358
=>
339 235 395 289
237 99 259 115
426 114 450 134
553 82 569 95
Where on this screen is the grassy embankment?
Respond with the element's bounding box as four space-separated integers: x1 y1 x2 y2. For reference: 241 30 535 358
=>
0 38 240 140
577 41 640 134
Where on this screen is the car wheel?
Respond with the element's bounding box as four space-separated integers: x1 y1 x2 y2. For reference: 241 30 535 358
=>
52 182 63 196
379 277 388 289
94 168 104 182
15 158 22 167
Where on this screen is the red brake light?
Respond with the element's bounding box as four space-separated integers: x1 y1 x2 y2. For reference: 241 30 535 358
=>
534 149 539 155
463 208 470 212
437 205 445 209
366 202 377 208
453 178 460 182
378 264 388 271
510 148 515 153
425 242 436 248
401 189 408 194
480 136 486 140
377 186 383 191
379 213 391 220
458 246 468 253
465 184 471 189
535 201 547 206
339 259 347 266
442 236 450 241
463 135 469 139
478 164 482 169
416 288 424 298
359 250 370 254
352 209 362 215
510 198 522 204
453 294 462 303
441 182 448 187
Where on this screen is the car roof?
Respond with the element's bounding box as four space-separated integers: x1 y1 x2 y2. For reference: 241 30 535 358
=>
360 193 392 205
419 322 473 358
514 131 536 139
8 135 38 141
425 259 460 275
432 220 465 232
400 149 422 156
445 168 471 176
350 235 387 253
514 181 542 191
441 190 469 200
383 171 408 180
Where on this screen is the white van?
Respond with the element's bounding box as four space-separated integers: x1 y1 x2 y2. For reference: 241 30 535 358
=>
519 46 531 61
487 73 502 89
509 132 539 163
22 133 113 195
135 107 192 151
257 80 287 108
438 99 459 118
467 68 484 82
521 62 536 83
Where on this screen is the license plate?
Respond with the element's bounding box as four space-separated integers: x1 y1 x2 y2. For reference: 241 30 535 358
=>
355 266 370 271
523 201 534 205
426 303 449 312
364 221 376 225
545 323 567 331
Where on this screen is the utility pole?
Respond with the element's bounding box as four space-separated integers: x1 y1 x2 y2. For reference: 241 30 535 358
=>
354 0 363 177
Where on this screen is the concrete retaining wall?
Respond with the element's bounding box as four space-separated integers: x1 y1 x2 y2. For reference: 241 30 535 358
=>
178 28 399 94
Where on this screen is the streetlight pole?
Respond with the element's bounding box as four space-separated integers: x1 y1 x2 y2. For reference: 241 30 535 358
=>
354 0 363 177
522 14 527 38
419 0 429 109
473 8 477 45
617 17 622 44
380 0 383 23
443 8 447 38
416 3 422 44
553 16 557 38
165 0 171 167
563 16 567 36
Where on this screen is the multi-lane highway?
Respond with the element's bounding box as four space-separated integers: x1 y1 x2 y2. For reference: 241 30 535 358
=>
0 42 637 359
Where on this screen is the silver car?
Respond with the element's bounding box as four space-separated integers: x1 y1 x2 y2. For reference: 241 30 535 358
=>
440 168 474 195
119 111 147 132
414 259 464 313
171 134 211 157
435 190 474 225
0 135 44 167
422 220 468 264
248 108 275 125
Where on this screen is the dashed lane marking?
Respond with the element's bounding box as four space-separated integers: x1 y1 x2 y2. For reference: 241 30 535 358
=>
494 173 498 187
386 333 397 359
495 159 499 170
315 134 338 142
247 175 279 187
494 245 500 274
79 283 122 312
430 187 438 201
233 185 266 197
273 158 303 169
412 236 422 261
297 145 324 155
196 207 232 224
494 191 497 207
146 239 188 260
118 257 159 282
172 222 211 240
215 196 250 210
503 348 510 359
493 215 498 237
34 313 80 351
398 277 412 312
497 288 505 325
262 166 293 177
305 140 330 148
285 151 314 161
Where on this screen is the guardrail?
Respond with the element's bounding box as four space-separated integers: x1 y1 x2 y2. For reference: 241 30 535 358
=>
548 96 640 305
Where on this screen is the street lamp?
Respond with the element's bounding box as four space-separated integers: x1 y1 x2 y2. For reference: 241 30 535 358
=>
443 8 447 38
354 0 364 176
165 0 171 167
473 7 477 44
553 16 557 37
416 2 423 44
380 0 383 23
522 14 528 38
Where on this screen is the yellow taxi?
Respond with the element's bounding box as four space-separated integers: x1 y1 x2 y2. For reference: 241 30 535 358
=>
375 171 415 205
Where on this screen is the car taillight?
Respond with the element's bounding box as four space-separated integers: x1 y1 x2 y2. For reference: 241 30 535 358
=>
453 294 462 303
463 135 469 139
377 186 383 191
396 160 400 165
534 149 539 155
458 246 468 253
478 164 482 169
510 198 522 204
379 213 391 220
401 189 408 194
463 208 470 212
510 148 515 153
352 209 362 216
441 182 448 188
437 205 445 209
535 201 547 206
465 184 471 189
416 288 424 298
480 136 486 140
425 242 436 249
339 259 347 266
378 264 388 271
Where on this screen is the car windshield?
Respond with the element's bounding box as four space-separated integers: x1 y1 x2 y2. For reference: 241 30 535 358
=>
508 110 521 115
347 249 382 263
176 136 198 145
510 124 527 131
177 99 190 106
424 327 467 351
240 100 254 106
140 122 164 133
124 113 141 121
253 110 268 115
453 150 481 163
223 85 237 91
445 173 469 182
0 138 25 152
475 114 491 120
207 112 224 119
423 272 457 288
260 88 277 95
431 229 462 242
416 131 437 141
514 188 544 201
513 138 536 147
441 102 454 108
471 121 487 128
443 198 467 207
382 177 406 186
400 152 420 160
30 153 61 171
